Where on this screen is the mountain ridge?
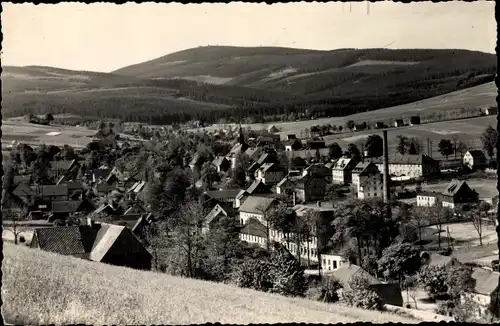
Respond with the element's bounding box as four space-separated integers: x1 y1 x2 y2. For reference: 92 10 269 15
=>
2 46 496 124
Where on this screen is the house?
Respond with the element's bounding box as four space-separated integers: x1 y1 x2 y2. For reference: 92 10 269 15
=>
394 119 404 127
49 199 95 221
12 174 32 187
290 156 308 171
420 252 459 267
332 157 358 185
321 252 347 271
12 183 35 205
239 217 268 248
485 107 498 116
212 156 231 173
88 168 113 184
285 148 330 161
353 123 366 132
255 163 286 185
461 267 500 316
203 189 241 207
440 179 479 209
370 154 440 179
306 138 326 149
302 163 332 182
49 159 80 179
357 174 384 199
351 161 380 188
294 176 329 203
256 136 277 147
31 221 152 270
331 264 403 307
244 147 263 162
409 116 421 125
203 203 239 233
463 150 488 169
267 125 279 133
238 196 276 225
126 181 146 201
416 191 439 207
247 152 278 177
284 138 303 152
32 184 69 202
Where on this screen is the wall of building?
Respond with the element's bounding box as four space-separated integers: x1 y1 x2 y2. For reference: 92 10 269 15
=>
417 195 437 207
240 211 265 225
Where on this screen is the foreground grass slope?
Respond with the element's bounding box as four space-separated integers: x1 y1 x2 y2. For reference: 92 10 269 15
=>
2 244 415 324
2 47 495 124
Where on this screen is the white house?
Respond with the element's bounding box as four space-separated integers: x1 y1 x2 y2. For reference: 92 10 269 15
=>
321 252 347 271
416 192 439 207
463 150 488 169
460 267 500 317
371 154 440 179
238 196 276 225
239 218 268 247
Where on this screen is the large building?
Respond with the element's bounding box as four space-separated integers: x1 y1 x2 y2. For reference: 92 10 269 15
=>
370 154 439 179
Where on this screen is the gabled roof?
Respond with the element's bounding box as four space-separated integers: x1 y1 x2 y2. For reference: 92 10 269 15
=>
331 264 380 286
212 156 229 167
285 148 330 159
94 203 120 215
238 196 276 214
260 162 284 173
35 184 69 197
12 183 34 198
304 163 330 176
442 179 475 196
204 189 241 200
466 150 487 160
240 218 268 238
352 161 374 174
92 168 113 181
470 267 500 295
32 226 99 258
244 147 261 160
124 203 147 216
333 158 353 170
205 203 237 226
295 176 328 190
90 224 125 262
49 160 77 172
257 153 271 165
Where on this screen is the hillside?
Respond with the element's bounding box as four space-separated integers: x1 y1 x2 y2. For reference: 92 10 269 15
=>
2 47 496 124
2 243 415 324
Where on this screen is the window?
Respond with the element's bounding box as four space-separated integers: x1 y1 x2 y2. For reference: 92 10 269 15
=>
323 258 326 264
328 259 331 265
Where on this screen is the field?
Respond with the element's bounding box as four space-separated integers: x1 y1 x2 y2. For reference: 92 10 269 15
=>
418 177 498 199
1 117 97 149
2 243 416 324
425 222 497 248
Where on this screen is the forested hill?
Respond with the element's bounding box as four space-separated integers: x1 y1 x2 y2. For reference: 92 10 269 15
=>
2 47 496 124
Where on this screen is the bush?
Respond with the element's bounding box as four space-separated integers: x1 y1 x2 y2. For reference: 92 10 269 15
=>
315 277 343 303
339 276 383 311
230 258 273 292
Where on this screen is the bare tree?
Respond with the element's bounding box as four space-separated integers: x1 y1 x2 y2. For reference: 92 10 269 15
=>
466 202 491 246
4 207 29 245
426 204 453 249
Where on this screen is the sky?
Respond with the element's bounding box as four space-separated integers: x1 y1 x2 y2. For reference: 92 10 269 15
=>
1 1 496 73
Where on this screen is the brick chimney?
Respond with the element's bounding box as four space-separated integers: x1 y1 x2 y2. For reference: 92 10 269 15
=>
382 130 390 204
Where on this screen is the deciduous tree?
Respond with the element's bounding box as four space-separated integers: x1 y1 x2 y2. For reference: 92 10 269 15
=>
438 139 454 160
481 125 497 161
395 135 409 155
365 135 383 157
377 242 421 284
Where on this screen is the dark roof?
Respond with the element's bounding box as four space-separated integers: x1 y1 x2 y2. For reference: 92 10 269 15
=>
359 174 383 187
12 183 34 198
32 225 100 258
442 179 476 196
295 176 328 190
13 174 32 186
260 162 284 172
240 218 268 238
36 185 68 197
49 160 76 172
205 203 237 226
352 161 375 174
67 181 84 191
204 190 241 200
92 168 113 180
285 148 330 159
123 203 147 216
304 163 330 176
51 200 85 213
466 150 487 160
238 196 275 214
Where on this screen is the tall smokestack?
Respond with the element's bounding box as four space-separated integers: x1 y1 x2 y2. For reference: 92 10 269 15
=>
382 130 390 204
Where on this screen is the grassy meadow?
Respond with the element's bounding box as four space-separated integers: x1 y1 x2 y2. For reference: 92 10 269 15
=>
2 243 416 324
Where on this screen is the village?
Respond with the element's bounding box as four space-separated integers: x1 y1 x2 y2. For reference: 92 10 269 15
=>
2 114 499 321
